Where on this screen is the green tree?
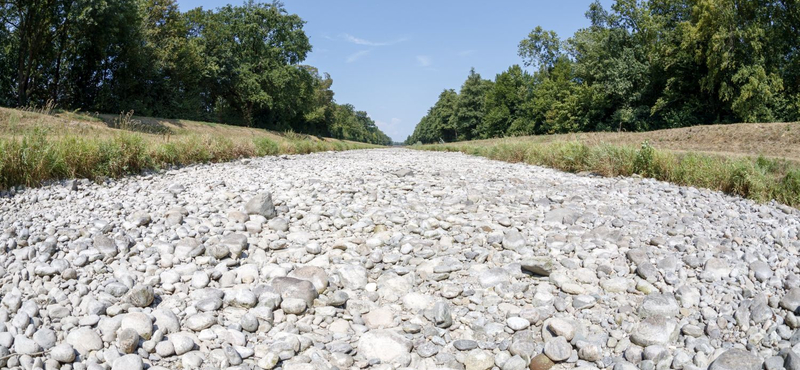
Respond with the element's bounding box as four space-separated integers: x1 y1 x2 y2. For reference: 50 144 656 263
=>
452 68 491 141
518 26 563 70
479 65 533 138
199 1 311 127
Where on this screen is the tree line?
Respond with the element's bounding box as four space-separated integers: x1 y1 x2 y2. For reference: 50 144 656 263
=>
0 0 392 145
406 0 800 144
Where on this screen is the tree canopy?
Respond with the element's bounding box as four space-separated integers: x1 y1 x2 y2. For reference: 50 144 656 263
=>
0 0 392 145
407 0 800 144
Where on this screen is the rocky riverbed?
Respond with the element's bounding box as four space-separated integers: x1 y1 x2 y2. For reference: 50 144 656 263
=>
0 148 799 370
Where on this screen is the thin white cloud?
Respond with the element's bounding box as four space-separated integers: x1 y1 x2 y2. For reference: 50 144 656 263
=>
346 50 370 63
342 33 407 47
376 118 402 141
416 55 432 67
458 50 476 57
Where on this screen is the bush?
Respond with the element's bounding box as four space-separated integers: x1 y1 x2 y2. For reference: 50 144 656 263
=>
254 137 280 156
633 140 656 177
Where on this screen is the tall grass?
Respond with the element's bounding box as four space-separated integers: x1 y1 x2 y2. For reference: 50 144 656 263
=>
0 127 378 190
414 140 800 208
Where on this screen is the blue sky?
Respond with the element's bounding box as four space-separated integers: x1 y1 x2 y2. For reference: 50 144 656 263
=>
178 1 614 141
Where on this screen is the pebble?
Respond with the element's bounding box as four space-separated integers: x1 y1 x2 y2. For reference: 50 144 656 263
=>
544 336 572 362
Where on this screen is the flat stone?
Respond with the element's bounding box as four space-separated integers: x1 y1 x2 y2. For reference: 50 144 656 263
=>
502 229 526 250
708 349 762 370
781 288 800 313
543 336 571 362
66 327 103 355
271 277 318 306
630 315 678 346
454 339 479 351
464 348 495 370
521 257 554 276
244 192 277 218
357 330 412 363
638 293 680 318
112 354 144 370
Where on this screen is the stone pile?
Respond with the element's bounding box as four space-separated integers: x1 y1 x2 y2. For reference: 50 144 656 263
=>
0 148 798 370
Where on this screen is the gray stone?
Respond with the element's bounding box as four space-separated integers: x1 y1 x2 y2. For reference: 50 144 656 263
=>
280 298 307 314
502 355 527 370
169 333 195 355
288 266 329 294
507 317 530 331
547 318 576 341
708 349 762 370
13 335 41 355
544 336 571 362
416 342 440 358
638 293 680 318
244 192 277 218
479 267 510 288
129 211 151 226
521 257 554 276
782 288 800 313
502 229 525 250
185 313 216 331
430 301 452 328
128 285 154 308
50 343 76 363
112 354 144 370
786 350 800 370
750 260 773 282
153 309 180 334
630 316 678 346
66 327 103 355
337 265 368 289
116 328 139 354
32 328 56 350
94 235 118 258
357 330 412 363
241 313 259 332
155 341 175 357
271 277 319 306
454 339 479 351
464 348 495 370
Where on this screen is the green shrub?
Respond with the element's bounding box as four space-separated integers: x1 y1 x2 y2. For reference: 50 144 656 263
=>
254 137 280 156
633 140 656 177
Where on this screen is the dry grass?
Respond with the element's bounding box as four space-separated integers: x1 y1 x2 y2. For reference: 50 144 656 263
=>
463 122 800 163
0 107 379 190
413 123 800 208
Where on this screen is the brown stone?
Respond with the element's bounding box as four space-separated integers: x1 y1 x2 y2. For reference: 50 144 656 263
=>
529 353 555 370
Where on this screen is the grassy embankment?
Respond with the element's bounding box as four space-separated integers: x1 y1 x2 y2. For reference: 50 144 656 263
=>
0 106 380 190
412 122 800 208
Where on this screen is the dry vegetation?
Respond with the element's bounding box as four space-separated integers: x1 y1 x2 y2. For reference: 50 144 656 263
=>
413 122 800 208
0 107 379 190
459 122 800 162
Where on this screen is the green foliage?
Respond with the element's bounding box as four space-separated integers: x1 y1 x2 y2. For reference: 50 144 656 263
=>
0 0 390 145
518 26 563 70
633 140 656 176
253 137 280 156
409 0 800 144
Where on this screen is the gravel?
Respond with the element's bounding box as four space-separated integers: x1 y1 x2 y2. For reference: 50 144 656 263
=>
0 148 798 369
